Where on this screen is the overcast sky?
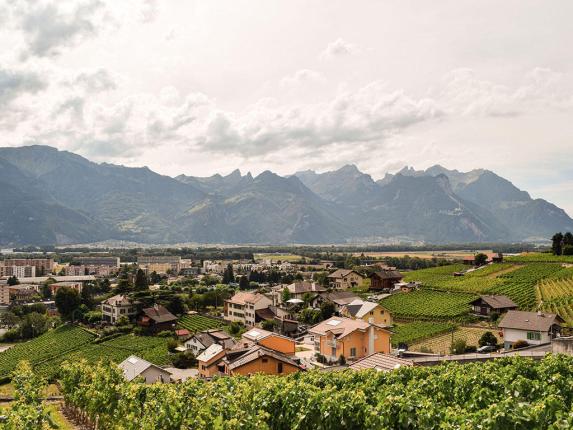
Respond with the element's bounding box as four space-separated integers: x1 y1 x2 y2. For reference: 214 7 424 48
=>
1 0 572 214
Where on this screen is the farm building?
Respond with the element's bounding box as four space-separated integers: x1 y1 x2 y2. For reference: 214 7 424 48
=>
470 295 517 316
368 270 403 291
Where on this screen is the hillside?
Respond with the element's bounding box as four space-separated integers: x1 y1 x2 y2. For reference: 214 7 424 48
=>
1 145 572 245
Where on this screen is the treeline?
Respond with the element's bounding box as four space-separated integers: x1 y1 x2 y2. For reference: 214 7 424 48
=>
552 232 573 255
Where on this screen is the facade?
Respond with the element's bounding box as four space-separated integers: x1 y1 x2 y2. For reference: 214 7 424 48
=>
282 281 327 301
235 328 296 355
327 269 364 289
470 295 517 316
0 284 10 305
49 281 83 295
197 344 226 378
368 270 403 291
309 316 392 363
340 299 393 325
498 310 563 349
74 256 120 267
101 295 139 324
137 256 181 274
0 265 36 278
1 259 53 275
119 355 171 383
313 291 361 312
224 292 272 326
463 253 503 265
223 345 302 376
9 285 38 302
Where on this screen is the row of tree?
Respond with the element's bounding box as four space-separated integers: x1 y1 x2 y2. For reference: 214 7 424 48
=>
551 232 573 255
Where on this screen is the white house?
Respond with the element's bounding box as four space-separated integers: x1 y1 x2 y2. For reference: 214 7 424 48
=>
498 310 564 349
101 294 138 324
185 329 236 355
224 292 272 326
118 355 171 383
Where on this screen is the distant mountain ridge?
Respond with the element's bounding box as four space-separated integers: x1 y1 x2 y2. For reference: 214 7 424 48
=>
0 145 571 245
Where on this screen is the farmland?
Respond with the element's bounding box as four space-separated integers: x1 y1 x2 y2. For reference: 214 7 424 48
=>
348 250 494 260
391 321 456 347
408 326 503 355
254 253 303 262
381 290 476 320
507 253 573 263
178 314 226 332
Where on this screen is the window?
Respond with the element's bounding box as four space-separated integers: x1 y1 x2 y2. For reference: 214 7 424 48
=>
369 311 374 315
262 358 268 363
277 362 283 374
527 331 541 341
350 347 356 357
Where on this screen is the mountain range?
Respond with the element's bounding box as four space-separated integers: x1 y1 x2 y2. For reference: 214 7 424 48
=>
0 145 571 246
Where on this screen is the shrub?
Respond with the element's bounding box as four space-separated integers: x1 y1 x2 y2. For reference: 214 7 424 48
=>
512 340 529 349
479 331 498 347
167 339 179 353
450 339 467 355
172 351 197 369
464 345 477 353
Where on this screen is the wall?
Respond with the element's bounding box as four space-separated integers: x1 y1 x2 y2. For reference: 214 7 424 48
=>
230 356 299 376
552 337 573 355
503 328 550 346
141 367 171 384
259 335 296 355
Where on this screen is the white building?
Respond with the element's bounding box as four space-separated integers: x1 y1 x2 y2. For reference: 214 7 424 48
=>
224 292 272 326
498 310 563 349
101 294 139 324
118 355 171 383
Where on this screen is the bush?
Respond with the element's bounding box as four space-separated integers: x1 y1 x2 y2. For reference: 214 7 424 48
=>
512 340 529 349
563 245 573 256
157 330 174 338
2 328 21 342
478 331 498 347
464 345 477 353
229 322 242 335
167 339 179 353
338 355 346 365
450 339 467 355
172 351 197 369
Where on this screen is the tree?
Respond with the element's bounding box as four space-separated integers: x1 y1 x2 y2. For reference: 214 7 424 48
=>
450 339 467 354
20 312 49 339
166 295 186 315
474 253 488 267
172 351 197 369
7 276 19 286
282 287 291 303
81 283 95 308
564 245 573 256
478 331 498 347
222 264 235 284
320 302 335 320
239 275 249 290
40 284 52 299
0 311 21 328
552 232 564 256
55 287 82 321
564 232 573 247
261 319 278 331
134 269 149 291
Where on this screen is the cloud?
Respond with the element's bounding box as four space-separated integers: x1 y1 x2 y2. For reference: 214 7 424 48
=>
279 69 324 88
319 38 358 60
72 69 117 93
0 66 46 107
15 0 107 58
138 0 159 23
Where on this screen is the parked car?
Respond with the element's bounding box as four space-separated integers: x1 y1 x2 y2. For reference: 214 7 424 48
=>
477 345 497 353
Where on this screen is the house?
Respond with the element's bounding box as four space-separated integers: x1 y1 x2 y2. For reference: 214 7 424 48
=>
101 295 139 324
327 269 365 289
197 344 227 378
368 270 403 291
8 285 38 302
313 291 361 312
309 316 392 363
49 281 83 295
224 292 272 326
470 295 517 316
234 328 296 355
463 253 503 265
223 345 303 376
282 281 327 301
340 299 393 325
118 355 171 383
185 329 236 356
175 329 191 340
348 353 413 371
138 304 178 332
498 310 564 349
394 282 418 293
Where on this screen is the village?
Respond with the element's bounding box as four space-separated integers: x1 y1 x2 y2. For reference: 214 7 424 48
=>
1 248 572 386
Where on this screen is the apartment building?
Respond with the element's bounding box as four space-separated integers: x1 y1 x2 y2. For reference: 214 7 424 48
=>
74 256 120 267
224 292 272 326
137 256 181 273
2 259 54 275
0 265 36 278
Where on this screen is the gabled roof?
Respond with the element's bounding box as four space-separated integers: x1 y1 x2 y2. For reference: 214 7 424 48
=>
286 281 327 294
327 269 362 279
242 328 273 342
141 305 177 323
227 291 268 305
309 316 390 339
369 270 403 280
197 344 224 364
349 353 413 371
472 295 517 309
103 294 134 306
343 300 380 318
320 291 361 306
498 310 564 332
190 330 234 350
118 355 169 381
225 345 302 371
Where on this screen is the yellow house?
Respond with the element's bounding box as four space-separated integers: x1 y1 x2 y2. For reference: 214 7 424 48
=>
309 316 392 363
340 299 393 325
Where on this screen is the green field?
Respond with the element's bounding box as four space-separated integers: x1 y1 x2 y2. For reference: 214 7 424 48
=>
391 321 456 346
178 314 226 332
507 253 573 263
254 253 303 262
0 326 171 381
381 290 476 320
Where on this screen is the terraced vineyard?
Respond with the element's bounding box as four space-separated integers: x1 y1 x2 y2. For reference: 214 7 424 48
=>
0 325 96 381
178 314 225 332
381 290 476 320
507 253 573 263
408 327 503 355
391 321 456 347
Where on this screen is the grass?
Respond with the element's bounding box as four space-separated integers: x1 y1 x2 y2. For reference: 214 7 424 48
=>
408 327 502 355
0 383 60 398
391 321 457 347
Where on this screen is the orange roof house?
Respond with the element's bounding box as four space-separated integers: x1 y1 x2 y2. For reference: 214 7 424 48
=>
223 345 302 376
309 316 392 363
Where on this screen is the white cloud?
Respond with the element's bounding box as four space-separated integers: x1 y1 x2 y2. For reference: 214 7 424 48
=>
0 66 46 106
319 38 358 60
279 69 324 88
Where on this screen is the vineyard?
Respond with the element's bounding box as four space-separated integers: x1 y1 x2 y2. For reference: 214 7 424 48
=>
58 355 573 429
0 325 96 382
391 321 456 346
178 314 226 332
380 290 476 320
408 327 503 355
507 253 573 263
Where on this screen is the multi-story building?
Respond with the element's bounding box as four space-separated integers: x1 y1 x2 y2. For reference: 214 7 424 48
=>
101 295 139 324
309 316 392 363
137 256 181 274
9 285 39 302
1 259 54 275
65 264 119 277
49 281 83 295
327 269 365 289
224 292 273 326
0 285 10 305
74 256 120 267
0 265 36 278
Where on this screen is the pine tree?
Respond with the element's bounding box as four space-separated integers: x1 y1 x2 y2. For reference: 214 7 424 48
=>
552 232 564 255
134 269 149 291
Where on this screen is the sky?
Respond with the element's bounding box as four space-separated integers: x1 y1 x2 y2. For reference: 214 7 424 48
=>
1 0 572 214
